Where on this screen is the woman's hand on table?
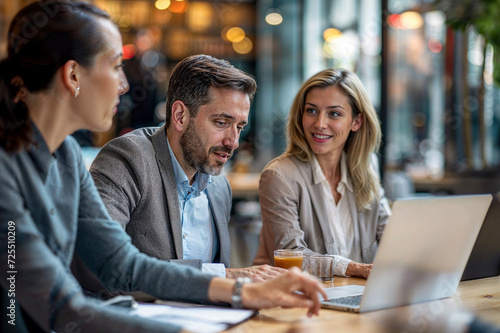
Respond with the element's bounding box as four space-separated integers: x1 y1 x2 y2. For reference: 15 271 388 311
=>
346 262 373 279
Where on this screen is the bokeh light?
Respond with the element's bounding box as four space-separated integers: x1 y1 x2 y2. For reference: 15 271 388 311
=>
387 14 402 29
141 50 160 68
169 0 187 13
122 44 136 60
428 38 443 53
233 37 253 54
425 11 445 27
400 11 423 29
226 27 246 43
323 28 342 42
155 0 170 10
265 12 283 25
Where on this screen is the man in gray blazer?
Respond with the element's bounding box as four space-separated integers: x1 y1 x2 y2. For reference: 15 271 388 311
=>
75 55 283 294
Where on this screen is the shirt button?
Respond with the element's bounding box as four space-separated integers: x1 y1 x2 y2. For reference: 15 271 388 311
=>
50 208 55 215
183 233 187 239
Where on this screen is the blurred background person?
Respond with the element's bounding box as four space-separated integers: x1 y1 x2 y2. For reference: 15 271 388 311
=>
117 28 167 135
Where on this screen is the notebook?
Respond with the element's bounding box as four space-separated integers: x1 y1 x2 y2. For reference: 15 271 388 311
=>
321 194 492 313
461 193 500 281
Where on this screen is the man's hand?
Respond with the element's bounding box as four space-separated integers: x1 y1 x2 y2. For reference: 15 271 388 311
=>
345 262 372 279
226 265 286 281
241 267 327 317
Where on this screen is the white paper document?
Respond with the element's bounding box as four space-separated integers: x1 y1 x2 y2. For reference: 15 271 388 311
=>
132 303 256 333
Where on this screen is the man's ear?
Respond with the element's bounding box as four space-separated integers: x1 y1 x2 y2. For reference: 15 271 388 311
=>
351 113 364 132
171 100 190 132
61 60 80 98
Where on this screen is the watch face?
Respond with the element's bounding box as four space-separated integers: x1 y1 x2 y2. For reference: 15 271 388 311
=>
231 278 251 308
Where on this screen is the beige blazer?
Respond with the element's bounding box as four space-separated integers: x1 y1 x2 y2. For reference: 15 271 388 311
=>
253 154 391 266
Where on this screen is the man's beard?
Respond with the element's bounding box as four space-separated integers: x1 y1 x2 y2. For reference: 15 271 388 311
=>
180 120 233 176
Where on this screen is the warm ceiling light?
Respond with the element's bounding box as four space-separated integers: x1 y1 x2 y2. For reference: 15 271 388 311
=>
155 0 170 10
188 2 213 32
400 11 423 29
233 37 253 54
265 11 283 25
169 0 188 13
323 28 342 42
226 27 246 43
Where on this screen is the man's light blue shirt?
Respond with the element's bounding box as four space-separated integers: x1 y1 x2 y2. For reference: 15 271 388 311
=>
166 139 225 277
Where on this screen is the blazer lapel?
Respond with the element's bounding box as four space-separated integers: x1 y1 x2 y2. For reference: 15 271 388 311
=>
151 125 183 259
308 186 336 251
206 183 231 266
292 157 335 251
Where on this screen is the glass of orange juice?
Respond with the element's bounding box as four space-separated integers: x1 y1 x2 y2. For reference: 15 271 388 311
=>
273 249 303 269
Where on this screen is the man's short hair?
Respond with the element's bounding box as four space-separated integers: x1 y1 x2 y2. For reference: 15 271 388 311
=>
165 54 257 127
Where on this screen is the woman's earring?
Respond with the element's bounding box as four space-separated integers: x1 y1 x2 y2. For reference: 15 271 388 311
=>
74 86 80 98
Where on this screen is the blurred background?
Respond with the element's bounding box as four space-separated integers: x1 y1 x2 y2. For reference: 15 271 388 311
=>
1 0 499 267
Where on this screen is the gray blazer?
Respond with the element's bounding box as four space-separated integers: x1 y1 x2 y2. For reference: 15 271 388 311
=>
73 125 232 295
92 125 232 264
253 154 391 266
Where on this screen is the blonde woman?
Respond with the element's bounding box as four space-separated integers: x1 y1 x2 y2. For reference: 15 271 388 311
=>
254 69 391 278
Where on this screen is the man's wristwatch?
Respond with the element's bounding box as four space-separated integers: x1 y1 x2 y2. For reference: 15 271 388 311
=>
231 277 252 309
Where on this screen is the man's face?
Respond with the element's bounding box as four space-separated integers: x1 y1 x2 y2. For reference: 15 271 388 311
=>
180 87 250 176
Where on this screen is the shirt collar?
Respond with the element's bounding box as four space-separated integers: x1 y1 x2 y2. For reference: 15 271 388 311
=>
166 137 211 194
311 154 325 185
29 123 55 182
311 152 353 192
339 151 353 192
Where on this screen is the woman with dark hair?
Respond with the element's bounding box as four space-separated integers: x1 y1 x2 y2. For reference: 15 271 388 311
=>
0 1 325 332
254 69 391 279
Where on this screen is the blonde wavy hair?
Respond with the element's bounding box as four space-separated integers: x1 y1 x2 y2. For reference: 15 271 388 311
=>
285 68 382 209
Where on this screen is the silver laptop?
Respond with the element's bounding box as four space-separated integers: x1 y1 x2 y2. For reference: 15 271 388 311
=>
461 192 500 280
321 194 492 313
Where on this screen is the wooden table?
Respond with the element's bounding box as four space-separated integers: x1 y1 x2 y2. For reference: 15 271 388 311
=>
225 276 500 332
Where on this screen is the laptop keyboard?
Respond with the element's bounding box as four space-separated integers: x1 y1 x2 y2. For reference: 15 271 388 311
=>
327 295 362 307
